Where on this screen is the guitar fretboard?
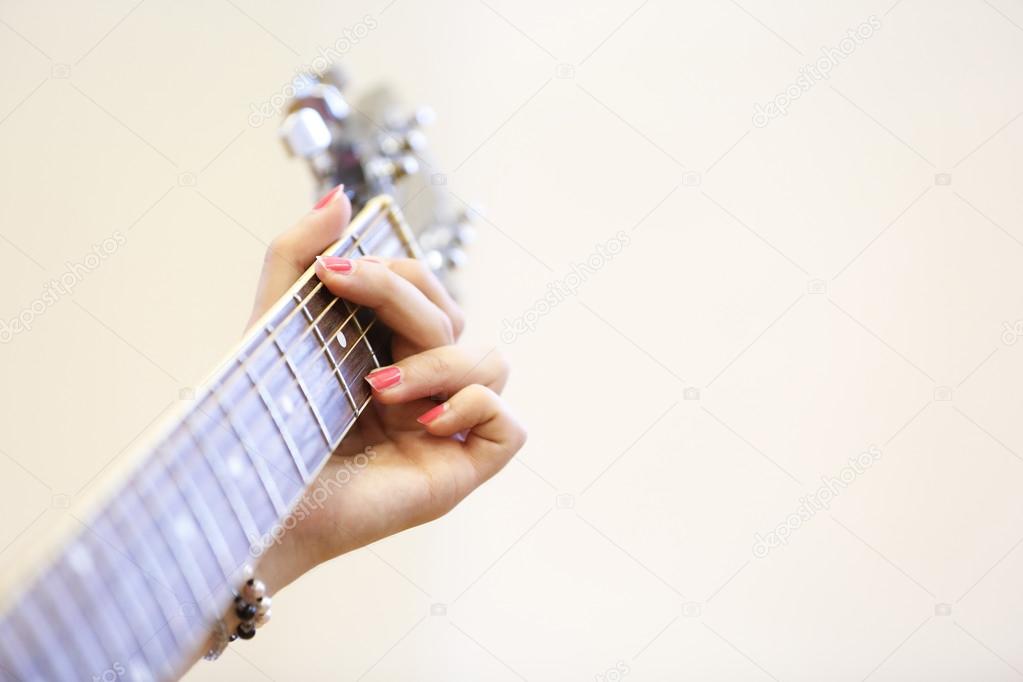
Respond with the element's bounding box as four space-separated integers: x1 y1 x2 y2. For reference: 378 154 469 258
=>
0 197 416 682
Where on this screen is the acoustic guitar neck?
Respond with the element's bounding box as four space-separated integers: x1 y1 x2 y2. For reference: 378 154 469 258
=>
0 196 419 682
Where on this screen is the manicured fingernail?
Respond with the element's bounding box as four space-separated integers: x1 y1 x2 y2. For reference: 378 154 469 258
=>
316 256 354 274
417 403 448 425
365 366 401 391
313 184 344 209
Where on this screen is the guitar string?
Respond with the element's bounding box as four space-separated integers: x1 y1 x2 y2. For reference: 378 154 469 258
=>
182 218 397 477
4 232 401 680
152 224 402 550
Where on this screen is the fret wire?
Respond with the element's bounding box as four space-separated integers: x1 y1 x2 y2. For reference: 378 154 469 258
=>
76 523 175 679
58 553 154 674
192 213 391 447
330 391 376 452
238 359 312 488
88 512 182 682
182 226 378 472
55 544 146 673
271 336 333 448
33 570 103 676
205 384 291 514
216 213 377 401
161 445 240 594
344 300 382 369
0 211 406 681
0 625 36 680
295 293 359 412
0 219 403 682
106 490 196 648
77 512 181 677
14 598 75 679
169 461 239 581
42 567 114 676
181 419 262 547
202 300 364 485
129 476 219 625
189 385 305 497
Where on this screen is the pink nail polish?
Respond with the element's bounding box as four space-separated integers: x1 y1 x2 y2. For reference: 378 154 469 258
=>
417 403 447 425
316 256 353 274
313 184 344 209
365 366 401 391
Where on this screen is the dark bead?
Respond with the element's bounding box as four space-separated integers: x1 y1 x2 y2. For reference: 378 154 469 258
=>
235 601 258 620
228 634 238 643
236 622 256 640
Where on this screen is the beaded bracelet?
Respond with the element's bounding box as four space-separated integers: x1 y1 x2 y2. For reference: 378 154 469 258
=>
204 565 273 661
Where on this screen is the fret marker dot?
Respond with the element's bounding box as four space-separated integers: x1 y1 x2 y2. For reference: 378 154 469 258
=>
336 331 347 348
228 455 245 478
68 543 93 574
174 516 196 541
280 394 295 415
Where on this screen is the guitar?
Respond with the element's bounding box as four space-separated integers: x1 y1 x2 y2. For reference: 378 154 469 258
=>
0 68 468 682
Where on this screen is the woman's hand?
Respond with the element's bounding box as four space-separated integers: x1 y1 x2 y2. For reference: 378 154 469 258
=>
246 188 526 591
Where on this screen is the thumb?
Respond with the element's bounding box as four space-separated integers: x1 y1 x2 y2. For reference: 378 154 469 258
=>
247 185 352 327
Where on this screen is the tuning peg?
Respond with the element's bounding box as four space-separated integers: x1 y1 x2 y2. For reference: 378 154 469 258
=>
280 107 332 159
286 83 350 124
363 153 419 184
447 247 468 268
454 221 476 246
425 249 445 271
409 106 435 128
318 65 350 92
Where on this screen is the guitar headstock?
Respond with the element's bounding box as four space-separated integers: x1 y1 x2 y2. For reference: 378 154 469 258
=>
279 66 473 277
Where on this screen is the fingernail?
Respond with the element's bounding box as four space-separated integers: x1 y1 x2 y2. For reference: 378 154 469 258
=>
316 256 354 274
365 366 401 391
417 403 447 425
313 184 344 210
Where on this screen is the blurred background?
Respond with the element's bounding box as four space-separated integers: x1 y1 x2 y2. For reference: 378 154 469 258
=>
2 0 1023 679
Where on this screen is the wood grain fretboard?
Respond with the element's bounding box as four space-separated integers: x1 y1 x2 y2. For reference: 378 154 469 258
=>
0 196 418 682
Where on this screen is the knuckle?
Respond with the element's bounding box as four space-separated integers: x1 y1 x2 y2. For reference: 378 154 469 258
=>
425 350 453 379
490 348 511 380
266 234 298 266
464 382 498 405
437 313 455 345
448 305 466 338
511 420 528 451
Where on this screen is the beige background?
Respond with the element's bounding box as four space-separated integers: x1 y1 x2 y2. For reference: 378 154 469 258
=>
2 0 1023 679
